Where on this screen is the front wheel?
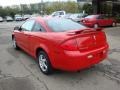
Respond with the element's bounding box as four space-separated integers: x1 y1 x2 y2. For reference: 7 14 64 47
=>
12 38 19 50
38 51 53 75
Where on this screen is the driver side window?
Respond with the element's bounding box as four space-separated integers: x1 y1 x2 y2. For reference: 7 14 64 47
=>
21 20 35 31
97 15 104 19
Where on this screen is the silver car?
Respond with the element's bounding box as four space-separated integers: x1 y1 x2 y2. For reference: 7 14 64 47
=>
0 17 3 22
6 16 13 22
69 13 88 22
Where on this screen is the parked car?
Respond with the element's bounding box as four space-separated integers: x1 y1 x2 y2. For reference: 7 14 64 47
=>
31 14 40 18
12 17 109 75
23 14 31 20
51 11 66 18
69 13 88 22
0 17 3 22
6 16 13 22
15 15 23 21
81 15 117 28
64 13 72 19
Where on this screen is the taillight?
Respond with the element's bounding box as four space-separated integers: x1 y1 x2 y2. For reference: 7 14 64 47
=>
61 39 78 51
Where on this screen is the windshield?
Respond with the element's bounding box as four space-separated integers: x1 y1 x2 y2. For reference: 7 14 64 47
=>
46 18 86 32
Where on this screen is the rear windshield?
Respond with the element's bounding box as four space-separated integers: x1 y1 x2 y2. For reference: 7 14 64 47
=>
46 18 86 32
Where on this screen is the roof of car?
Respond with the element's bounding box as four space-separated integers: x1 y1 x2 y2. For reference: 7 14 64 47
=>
30 16 72 23
85 15 99 18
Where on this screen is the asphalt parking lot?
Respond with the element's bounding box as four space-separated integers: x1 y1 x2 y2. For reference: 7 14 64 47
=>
0 21 120 90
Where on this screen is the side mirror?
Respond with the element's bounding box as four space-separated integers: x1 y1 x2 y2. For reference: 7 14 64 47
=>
14 26 20 30
14 26 22 31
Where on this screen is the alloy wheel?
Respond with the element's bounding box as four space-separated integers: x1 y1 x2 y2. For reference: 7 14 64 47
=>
112 22 116 27
39 54 48 72
13 38 17 49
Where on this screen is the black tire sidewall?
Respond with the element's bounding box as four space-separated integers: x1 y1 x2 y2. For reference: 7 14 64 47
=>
37 51 53 75
12 37 19 50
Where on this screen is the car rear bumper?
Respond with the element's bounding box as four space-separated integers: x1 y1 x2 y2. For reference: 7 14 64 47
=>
53 44 109 71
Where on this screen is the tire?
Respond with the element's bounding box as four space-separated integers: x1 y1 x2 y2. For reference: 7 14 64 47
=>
94 24 99 29
112 22 116 27
37 51 53 75
12 37 19 50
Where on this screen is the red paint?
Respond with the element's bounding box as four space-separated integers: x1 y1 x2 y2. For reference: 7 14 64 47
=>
81 15 116 27
12 17 109 71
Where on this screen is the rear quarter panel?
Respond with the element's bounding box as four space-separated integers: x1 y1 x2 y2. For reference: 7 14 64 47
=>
29 32 66 68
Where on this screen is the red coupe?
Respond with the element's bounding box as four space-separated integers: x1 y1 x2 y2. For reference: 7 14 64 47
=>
12 17 109 75
81 15 116 28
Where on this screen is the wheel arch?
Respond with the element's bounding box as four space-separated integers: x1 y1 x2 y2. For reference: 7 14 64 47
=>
35 45 55 68
36 47 54 75
35 45 50 60
36 47 45 58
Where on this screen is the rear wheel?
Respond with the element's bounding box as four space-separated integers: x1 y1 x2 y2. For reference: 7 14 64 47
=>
37 51 53 75
112 22 116 27
94 24 99 29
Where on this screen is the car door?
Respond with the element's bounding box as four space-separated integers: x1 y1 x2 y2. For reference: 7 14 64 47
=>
102 16 109 26
105 17 113 26
97 15 106 26
29 21 46 56
17 20 35 52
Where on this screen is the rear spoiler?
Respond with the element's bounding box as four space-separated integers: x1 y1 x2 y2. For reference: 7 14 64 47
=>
67 28 103 35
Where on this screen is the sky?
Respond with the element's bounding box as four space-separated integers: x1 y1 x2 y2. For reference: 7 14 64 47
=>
0 0 76 6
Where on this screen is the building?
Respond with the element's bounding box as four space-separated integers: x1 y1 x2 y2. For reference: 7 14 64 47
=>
77 0 120 15
92 0 120 15
112 0 120 15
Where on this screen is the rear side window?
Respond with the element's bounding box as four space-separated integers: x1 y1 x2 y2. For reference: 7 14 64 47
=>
33 22 45 32
97 15 105 19
46 18 86 32
59 12 64 15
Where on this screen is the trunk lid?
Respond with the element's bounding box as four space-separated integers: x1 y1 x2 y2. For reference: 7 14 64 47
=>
65 28 106 51
74 30 107 52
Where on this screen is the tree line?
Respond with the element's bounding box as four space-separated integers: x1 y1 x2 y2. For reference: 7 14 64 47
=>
0 1 94 18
